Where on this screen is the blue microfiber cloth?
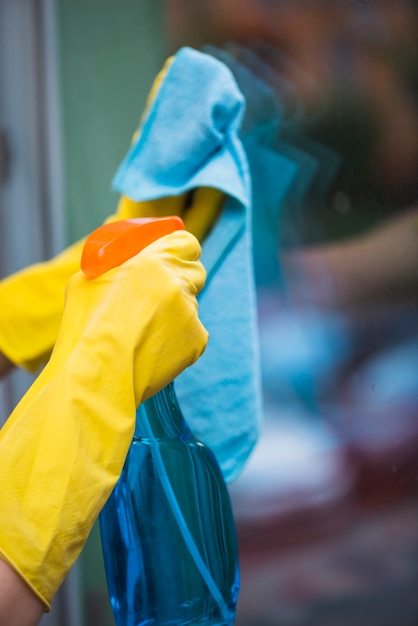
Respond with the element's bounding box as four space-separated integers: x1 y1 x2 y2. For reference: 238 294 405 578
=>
203 45 300 288
112 46 262 483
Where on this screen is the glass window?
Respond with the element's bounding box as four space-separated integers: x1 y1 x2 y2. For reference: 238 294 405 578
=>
166 2 418 624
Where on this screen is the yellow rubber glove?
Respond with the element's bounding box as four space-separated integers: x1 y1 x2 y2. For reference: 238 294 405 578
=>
0 239 85 372
0 188 222 373
0 230 208 610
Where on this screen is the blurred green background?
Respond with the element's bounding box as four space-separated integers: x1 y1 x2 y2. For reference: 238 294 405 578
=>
55 1 163 623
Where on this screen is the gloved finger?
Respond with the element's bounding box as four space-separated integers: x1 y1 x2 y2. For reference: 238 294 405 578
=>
115 193 189 220
182 187 225 242
134 230 207 295
116 187 224 244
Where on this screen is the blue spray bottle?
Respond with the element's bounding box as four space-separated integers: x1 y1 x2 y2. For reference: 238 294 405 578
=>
81 217 240 626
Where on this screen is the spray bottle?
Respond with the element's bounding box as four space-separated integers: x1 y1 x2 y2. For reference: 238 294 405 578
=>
81 217 240 626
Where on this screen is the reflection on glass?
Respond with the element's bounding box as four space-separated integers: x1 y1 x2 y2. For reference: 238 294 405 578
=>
166 1 418 624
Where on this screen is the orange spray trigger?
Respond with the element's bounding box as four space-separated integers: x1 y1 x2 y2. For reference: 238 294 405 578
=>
81 216 185 279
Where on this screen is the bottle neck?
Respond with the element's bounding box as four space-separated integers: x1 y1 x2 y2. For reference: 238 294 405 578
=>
135 382 192 440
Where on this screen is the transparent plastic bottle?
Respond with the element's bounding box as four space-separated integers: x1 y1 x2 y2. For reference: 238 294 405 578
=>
99 381 240 626
81 215 240 625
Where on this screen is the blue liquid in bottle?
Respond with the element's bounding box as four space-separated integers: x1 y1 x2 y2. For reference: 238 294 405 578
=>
99 382 240 626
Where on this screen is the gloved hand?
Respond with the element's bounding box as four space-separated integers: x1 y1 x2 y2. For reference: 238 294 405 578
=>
0 230 208 610
0 52 222 374
0 185 222 374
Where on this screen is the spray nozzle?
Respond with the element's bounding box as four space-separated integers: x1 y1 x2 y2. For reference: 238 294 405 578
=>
81 216 185 279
